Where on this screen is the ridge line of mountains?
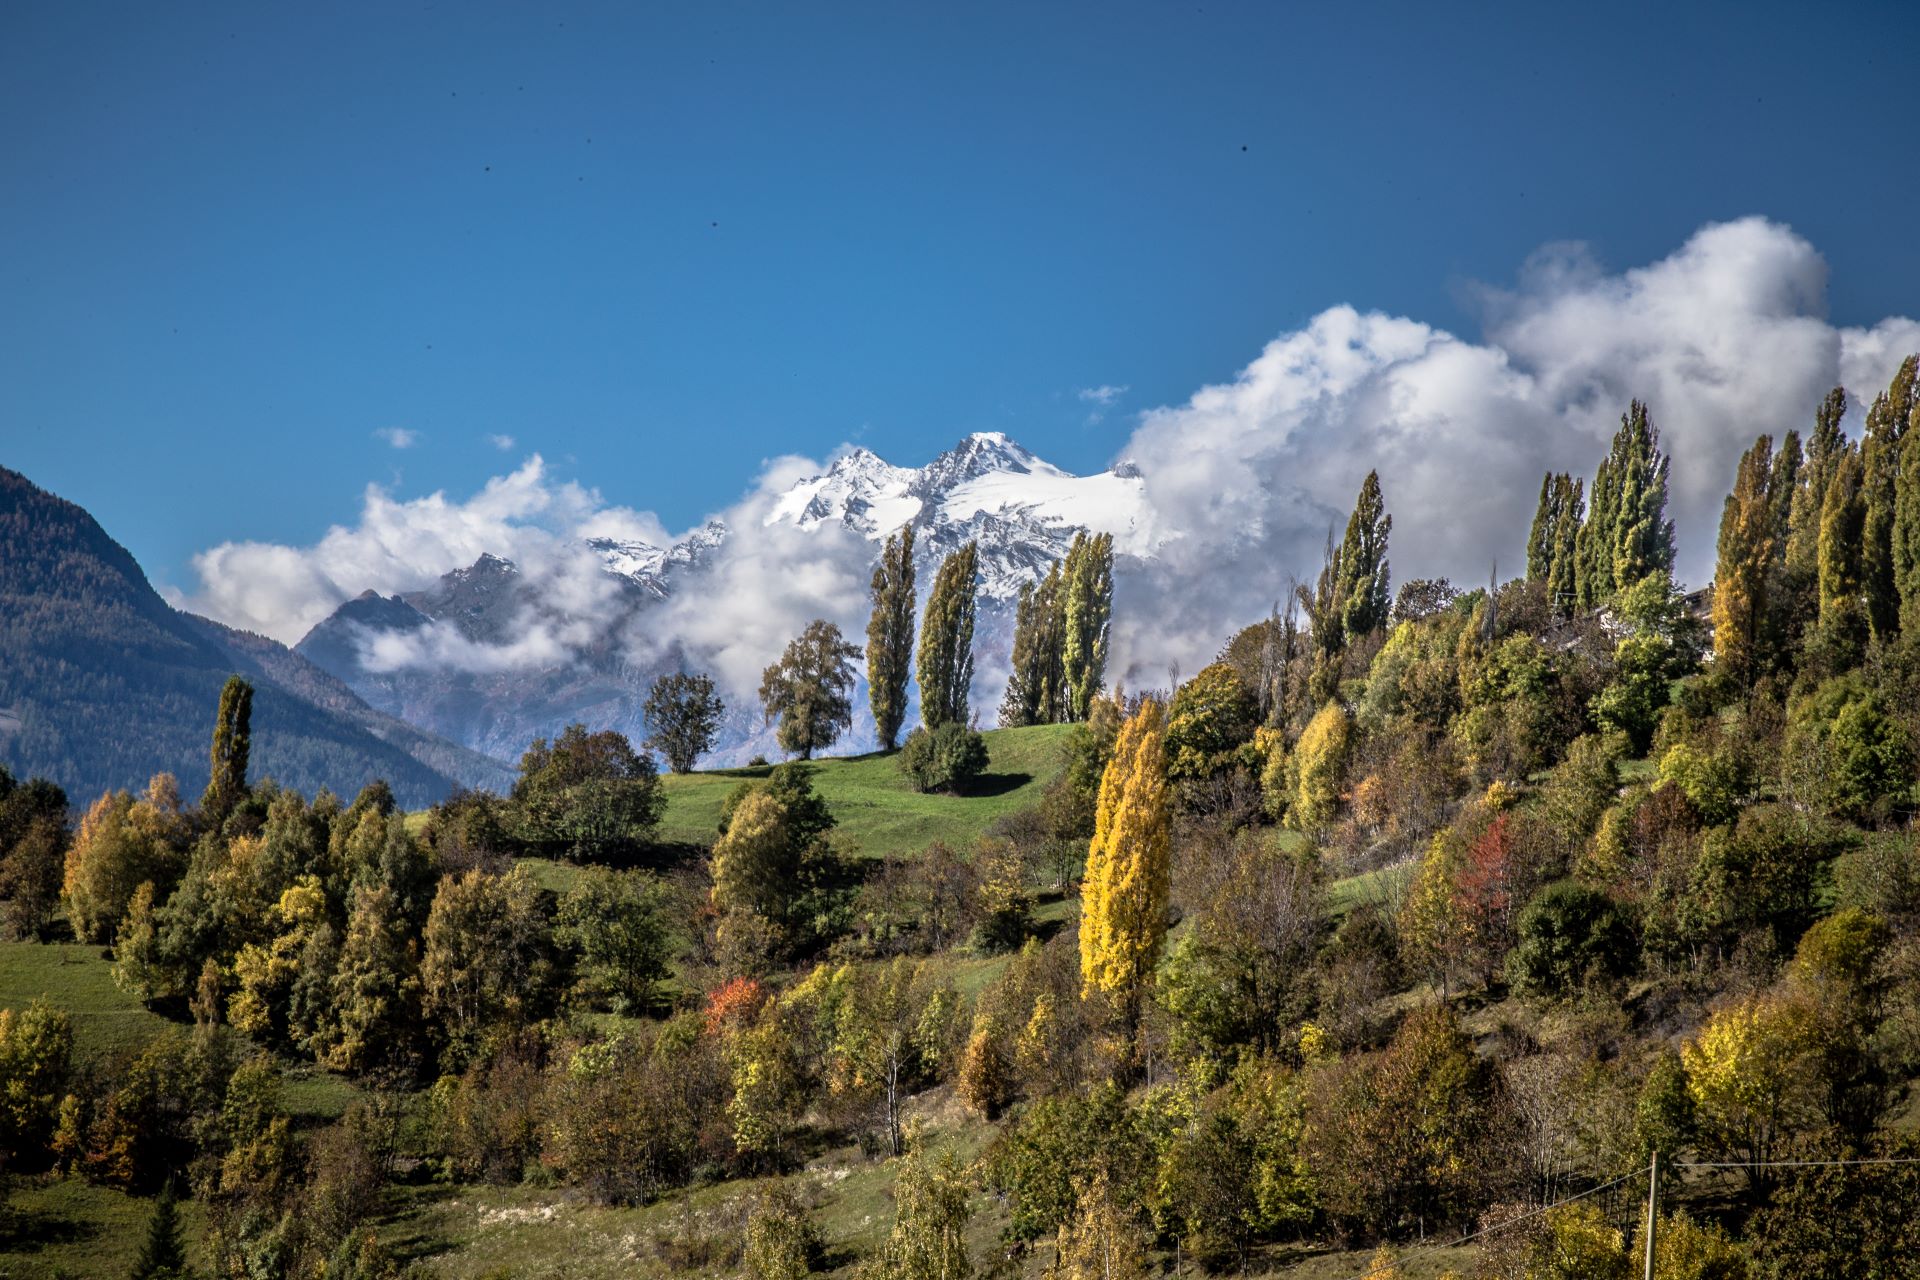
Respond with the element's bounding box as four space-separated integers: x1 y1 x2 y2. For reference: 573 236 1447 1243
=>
1 433 1146 804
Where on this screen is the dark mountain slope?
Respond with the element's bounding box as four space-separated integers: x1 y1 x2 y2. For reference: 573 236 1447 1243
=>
0 466 505 808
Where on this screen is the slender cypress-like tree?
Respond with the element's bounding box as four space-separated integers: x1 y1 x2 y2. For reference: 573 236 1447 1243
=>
1764 430 1805 660
1526 473 1558 584
1816 445 1869 667
1608 399 1676 593
1079 697 1169 1044
1860 357 1916 643
1060 532 1114 723
1712 434 1778 689
1575 401 1673 608
866 524 917 750
1000 562 1065 727
1547 475 1584 616
203 675 253 822
1334 471 1392 643
1873 355 1920 637
916 542 978 730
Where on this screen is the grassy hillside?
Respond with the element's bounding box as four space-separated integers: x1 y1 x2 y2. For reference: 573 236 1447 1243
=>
0 941 174 1063
655 723 1074 858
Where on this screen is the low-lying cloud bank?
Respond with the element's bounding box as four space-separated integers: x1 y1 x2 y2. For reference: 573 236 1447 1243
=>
175 217 1920 703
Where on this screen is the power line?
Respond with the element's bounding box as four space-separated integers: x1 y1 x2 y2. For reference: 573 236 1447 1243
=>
1334 1168 1644 1280
1675 1156 1920 1170
1330 1153 1920 1280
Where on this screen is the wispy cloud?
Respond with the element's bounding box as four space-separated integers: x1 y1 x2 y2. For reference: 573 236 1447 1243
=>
375 427 420 449
487 433 517 451
1076 384 1129 423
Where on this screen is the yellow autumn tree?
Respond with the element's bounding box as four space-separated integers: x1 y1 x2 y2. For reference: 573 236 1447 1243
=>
1285 701 1351 832
1078 698 1170 1037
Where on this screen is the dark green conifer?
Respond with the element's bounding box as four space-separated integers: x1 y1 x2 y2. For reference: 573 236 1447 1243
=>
130 1180 189 1280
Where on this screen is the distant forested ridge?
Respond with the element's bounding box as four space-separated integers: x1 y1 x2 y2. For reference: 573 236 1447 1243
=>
0 466 510 808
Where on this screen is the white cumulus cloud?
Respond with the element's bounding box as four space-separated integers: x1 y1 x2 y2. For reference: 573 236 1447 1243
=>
176 218 1919 711
1110 216 1920 685
374 427 420 449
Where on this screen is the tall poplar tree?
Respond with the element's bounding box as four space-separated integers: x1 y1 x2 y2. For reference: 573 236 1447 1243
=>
1079 697 1170 1039
1061 531 1114 723
1547 474 1585 616
1526 473 1558 584
1575 401 1673 607
1897 400 1920 636
1000 563 1064 727
866 524 918 750
917 542 978 730
203 675 253 822
1712 434 1778 689
1816 445 1869 668
1334 470 1392 643
1860 356 1916 643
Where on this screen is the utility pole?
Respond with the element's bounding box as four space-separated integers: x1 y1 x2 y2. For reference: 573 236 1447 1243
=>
1643 1149 1660 1280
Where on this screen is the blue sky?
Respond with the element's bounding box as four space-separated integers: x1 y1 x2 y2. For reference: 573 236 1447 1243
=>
4 0 1918 592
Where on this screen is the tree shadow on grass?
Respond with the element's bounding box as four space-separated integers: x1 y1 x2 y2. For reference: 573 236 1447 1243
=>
0 1203 97 1253
959 772 1032 798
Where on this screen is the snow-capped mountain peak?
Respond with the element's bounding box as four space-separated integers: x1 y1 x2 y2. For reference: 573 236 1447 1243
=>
756 432 1149 599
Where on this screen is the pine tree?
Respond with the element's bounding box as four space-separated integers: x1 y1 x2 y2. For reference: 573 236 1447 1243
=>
1334 471 1392 643
1862 355 1917 643
917 543 978 730
1061 532 1114 723
760 621 864 760
130 1179 189 1280
1079 698 1170 1037
867 524 918 751
202 675 252 822
1712 434 1778 689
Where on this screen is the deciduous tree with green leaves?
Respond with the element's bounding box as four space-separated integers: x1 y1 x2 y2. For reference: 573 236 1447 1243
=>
760 620 863 760
868 524 918 750
644 671 726 773
917 542 978 730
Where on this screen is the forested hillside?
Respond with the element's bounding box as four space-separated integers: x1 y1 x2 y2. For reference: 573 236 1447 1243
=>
5 362 1920 1278
0 467 510 808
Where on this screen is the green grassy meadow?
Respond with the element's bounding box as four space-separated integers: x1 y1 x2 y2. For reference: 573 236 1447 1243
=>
653 723 1075 858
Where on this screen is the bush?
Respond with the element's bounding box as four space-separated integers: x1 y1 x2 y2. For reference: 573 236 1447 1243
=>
899 723 989 794
1506 880 1635 997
